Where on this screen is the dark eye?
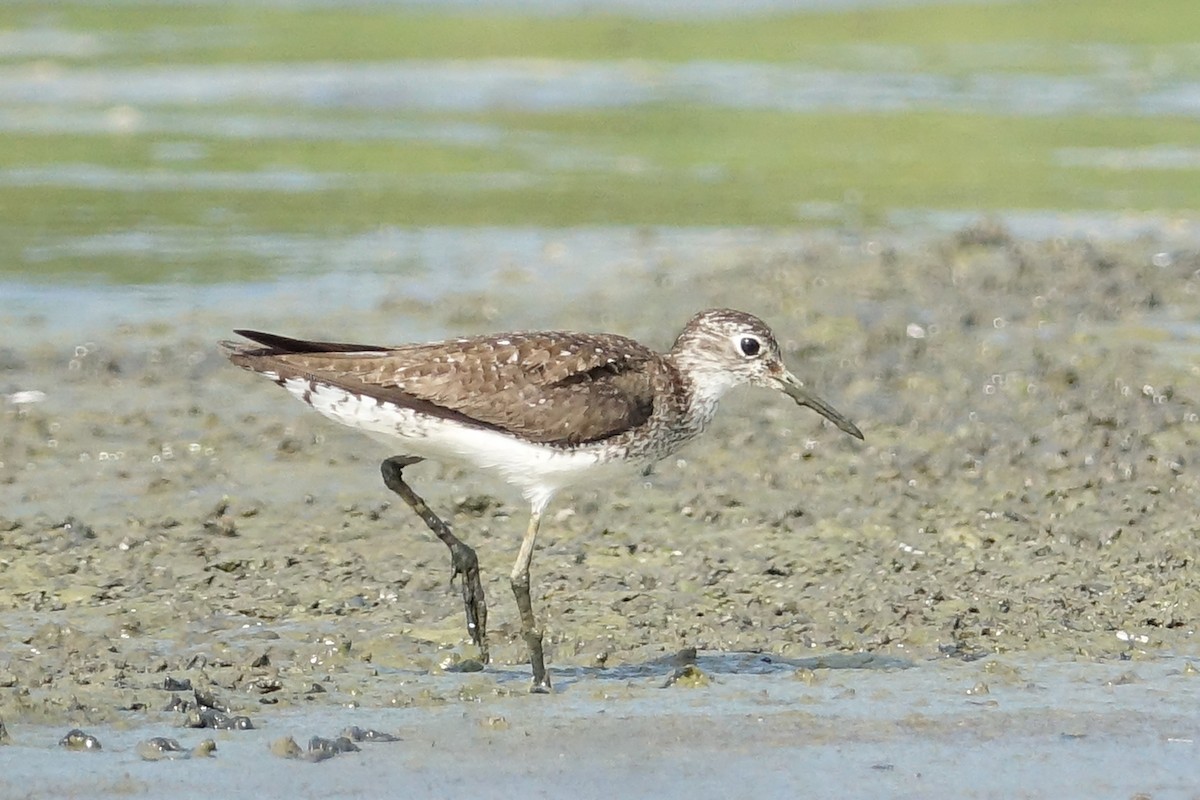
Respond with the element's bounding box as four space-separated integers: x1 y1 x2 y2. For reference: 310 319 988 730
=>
739 337 761 357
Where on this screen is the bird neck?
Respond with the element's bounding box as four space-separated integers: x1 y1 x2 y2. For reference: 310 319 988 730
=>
665 352 735 434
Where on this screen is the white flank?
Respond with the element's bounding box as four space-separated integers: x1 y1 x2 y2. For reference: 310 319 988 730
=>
279 378 640 512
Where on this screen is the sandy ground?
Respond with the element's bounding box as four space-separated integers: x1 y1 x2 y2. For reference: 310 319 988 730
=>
1 228 1199 795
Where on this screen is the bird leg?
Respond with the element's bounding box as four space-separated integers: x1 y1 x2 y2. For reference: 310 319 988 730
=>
380 455 489 663
511 508 550 693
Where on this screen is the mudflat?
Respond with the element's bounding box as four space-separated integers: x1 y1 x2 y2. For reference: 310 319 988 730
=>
1 231 1197 796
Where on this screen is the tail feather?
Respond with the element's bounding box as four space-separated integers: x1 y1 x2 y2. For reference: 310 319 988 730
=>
230 329 388 354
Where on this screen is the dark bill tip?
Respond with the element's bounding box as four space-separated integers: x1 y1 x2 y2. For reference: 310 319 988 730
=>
778 372 864 441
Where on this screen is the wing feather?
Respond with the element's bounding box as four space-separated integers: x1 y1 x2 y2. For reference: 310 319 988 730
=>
221 329 664 445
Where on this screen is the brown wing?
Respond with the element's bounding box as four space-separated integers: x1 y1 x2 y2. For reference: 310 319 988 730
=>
221 329 664 446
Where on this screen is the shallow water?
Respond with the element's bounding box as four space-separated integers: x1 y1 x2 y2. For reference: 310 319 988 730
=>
6 60 1198 116
1 656 1196 800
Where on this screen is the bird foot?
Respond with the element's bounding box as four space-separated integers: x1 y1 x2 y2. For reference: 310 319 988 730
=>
528 673 552 694
449 541 489 663
381 456 490 663
511 567 551 693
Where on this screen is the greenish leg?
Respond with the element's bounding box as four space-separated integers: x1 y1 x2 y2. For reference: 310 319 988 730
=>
381 455 489 663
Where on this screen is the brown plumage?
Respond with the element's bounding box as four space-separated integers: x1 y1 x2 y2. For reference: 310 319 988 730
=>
223 328 668 446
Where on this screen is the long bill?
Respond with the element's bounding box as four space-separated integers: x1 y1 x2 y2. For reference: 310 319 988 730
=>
776 371 864 440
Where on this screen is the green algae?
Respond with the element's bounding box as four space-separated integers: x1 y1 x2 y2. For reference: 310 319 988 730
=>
5 1 1200 65
3 2 1200 284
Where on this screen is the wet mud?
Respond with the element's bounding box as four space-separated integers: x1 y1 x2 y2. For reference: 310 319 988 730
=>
0 230 1198 793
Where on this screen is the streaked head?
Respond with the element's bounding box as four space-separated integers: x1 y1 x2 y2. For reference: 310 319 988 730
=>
671 308 863 440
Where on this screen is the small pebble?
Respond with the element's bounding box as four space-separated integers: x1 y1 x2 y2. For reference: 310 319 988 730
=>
59 729 102 751
309 735 359 756
194 687 232 712
662 664 710 688
270 736 303 759
163 694 195 713
137 737 187 761
193 739 218 758
185 707 254 730
343 726 400 743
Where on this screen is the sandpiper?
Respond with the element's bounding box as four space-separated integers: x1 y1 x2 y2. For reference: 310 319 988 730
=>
222 308 863 691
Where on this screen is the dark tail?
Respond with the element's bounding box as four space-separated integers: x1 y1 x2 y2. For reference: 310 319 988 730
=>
229 329 388 354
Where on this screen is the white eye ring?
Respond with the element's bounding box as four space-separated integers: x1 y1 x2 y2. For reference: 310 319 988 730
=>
738 336 762 357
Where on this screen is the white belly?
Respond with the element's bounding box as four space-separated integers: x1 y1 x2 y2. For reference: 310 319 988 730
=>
276 376 644 512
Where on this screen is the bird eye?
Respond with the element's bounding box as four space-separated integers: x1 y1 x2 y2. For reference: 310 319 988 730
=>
739 337 761 357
